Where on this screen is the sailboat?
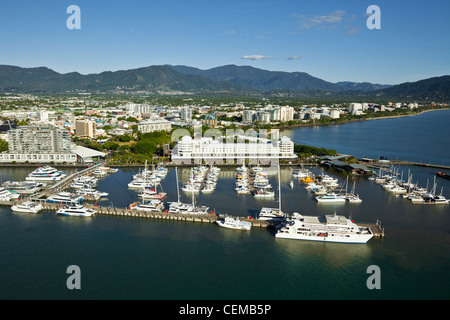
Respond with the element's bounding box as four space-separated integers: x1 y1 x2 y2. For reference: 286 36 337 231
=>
258 165 285 224
168 167 209 214
346 180 362 203
129 161 165 212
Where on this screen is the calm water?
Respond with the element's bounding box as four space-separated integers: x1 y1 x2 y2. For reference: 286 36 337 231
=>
0 111 449 300
283 109 450 166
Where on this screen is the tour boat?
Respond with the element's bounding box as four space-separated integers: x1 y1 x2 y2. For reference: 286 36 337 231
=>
56 205 95 217
275 212 373 244
216 216 252 230
11 201 43 214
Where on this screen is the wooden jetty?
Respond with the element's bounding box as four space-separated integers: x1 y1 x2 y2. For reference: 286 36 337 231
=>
356 221 385 238
33 202 270 228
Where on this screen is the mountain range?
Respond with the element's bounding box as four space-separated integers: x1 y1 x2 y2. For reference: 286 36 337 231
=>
0 64 448 101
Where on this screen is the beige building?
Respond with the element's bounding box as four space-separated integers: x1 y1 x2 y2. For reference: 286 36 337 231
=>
76 120 96 138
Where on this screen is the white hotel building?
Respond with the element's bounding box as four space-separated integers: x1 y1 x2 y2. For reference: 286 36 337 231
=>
172 135 296 163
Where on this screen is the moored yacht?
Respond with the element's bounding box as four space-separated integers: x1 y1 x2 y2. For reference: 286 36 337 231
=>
0 187 20 201
2 181 45 195
315 193 346 203
47 192 83 204
25 166 66 181
129 199 165 212
258 207 285 223
11 201 43 214
216 216 252 230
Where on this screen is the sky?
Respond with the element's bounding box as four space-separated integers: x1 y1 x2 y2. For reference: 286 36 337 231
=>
0 0 449 85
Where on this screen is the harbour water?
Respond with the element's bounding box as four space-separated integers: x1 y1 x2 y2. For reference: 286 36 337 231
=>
1 111 449 300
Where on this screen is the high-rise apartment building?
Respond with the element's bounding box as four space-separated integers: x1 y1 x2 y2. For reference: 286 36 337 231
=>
0 124 76 163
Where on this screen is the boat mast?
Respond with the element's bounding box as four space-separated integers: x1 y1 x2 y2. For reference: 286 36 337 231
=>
175 167 180 202
278 164 282 213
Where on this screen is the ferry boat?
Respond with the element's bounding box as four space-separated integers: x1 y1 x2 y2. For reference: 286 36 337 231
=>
25 166 66 181
216 216 252 230
2 181 46 195
315 193 346 203
11 201 43 214
56 205 95 217
275 212 373 244
47 192 83 204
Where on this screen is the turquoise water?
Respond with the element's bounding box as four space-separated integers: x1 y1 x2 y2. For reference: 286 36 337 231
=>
0 110 449 300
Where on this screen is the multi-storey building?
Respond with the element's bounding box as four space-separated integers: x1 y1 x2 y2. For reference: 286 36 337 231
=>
0 124 77 163
75 120 96 138
172 134 296 163
137 118 172 134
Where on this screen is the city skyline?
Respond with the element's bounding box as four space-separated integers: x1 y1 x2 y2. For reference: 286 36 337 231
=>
0 0 449 85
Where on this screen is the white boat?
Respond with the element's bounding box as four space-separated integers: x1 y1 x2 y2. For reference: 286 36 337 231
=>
137 188 167 200
275 212 373 244
128 178 156 190
11 201 43 214
315 193 346 203
253 188 275 198
75 189 109 200
216 216 252 230
47 192 83 204
0 187 20 201
56 205 95 217
129 200 165 212
258 207 285 223
346 194 363 203
289 180 294 188
168 167 209 215
346 181 363 203
2 181 45 195
25 166 66 181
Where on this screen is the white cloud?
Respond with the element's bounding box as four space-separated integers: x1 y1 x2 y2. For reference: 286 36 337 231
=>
241 55 273 60
287 56 303 60
294 10 347 29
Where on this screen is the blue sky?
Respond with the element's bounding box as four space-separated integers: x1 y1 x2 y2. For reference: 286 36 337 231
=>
0 0 449 84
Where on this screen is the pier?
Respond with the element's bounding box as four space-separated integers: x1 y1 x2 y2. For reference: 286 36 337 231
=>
357 221 385 238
